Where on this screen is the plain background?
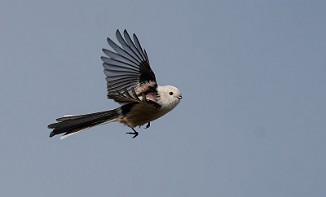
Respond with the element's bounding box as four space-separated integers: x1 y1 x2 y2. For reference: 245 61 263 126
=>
1 0 325 196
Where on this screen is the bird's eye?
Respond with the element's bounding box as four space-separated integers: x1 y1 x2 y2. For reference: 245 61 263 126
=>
169 92 173 95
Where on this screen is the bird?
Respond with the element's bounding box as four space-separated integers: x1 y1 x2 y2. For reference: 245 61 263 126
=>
48 29 182 139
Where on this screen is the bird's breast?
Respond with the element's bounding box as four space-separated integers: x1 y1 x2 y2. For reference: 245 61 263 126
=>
118 103 170 128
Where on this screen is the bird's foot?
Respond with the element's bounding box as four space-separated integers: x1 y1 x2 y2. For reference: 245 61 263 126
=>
126 128 139 138
145 122 151 129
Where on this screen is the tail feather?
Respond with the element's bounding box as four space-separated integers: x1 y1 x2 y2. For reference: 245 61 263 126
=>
48 109 120 139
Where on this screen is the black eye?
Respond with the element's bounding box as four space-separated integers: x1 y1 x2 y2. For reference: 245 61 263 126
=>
169 92 173 95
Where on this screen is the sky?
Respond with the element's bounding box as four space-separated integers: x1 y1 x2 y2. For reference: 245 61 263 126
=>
0 0 325 196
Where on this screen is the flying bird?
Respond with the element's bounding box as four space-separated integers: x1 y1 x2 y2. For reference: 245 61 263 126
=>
48 30 182 139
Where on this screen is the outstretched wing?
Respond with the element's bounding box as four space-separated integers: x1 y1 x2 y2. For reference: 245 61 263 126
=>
101 29 157 103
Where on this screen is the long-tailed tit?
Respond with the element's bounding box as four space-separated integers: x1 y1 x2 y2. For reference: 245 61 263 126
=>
48 30 182 139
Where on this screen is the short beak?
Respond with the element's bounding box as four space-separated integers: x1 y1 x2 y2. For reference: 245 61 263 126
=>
179 95 183 99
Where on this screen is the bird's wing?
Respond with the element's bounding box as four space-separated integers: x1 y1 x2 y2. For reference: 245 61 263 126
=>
101 29 157 104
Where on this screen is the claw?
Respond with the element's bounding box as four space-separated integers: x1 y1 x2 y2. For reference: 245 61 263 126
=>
126 128 139 138
145 122 151 129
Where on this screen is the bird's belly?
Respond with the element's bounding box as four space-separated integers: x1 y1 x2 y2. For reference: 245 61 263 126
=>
119 103 169 128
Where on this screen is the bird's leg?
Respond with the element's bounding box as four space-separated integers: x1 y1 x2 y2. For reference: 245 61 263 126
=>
145 122 151 129
126 128 139 138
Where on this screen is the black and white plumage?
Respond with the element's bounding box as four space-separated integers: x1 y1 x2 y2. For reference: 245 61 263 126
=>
48 30 182 139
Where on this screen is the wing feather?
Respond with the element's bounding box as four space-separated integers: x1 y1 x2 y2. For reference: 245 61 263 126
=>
101 29 157 103
116 30 143 62
133 33 147 60
106 38 139 64
102 49 138 67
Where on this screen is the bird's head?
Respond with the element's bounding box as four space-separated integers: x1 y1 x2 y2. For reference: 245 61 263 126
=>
157 85 182 110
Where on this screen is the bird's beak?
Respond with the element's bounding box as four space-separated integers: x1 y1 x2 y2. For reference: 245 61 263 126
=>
178 95 183 99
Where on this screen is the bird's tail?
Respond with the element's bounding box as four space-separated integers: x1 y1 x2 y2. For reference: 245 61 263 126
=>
48 109 120 139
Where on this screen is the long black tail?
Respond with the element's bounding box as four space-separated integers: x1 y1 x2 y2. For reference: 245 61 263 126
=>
48 109 120 139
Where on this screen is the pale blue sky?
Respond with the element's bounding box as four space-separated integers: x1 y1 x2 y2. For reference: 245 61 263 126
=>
1 0 325 196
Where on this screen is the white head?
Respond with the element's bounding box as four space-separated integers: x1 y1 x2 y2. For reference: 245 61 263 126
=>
156 85 182 111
